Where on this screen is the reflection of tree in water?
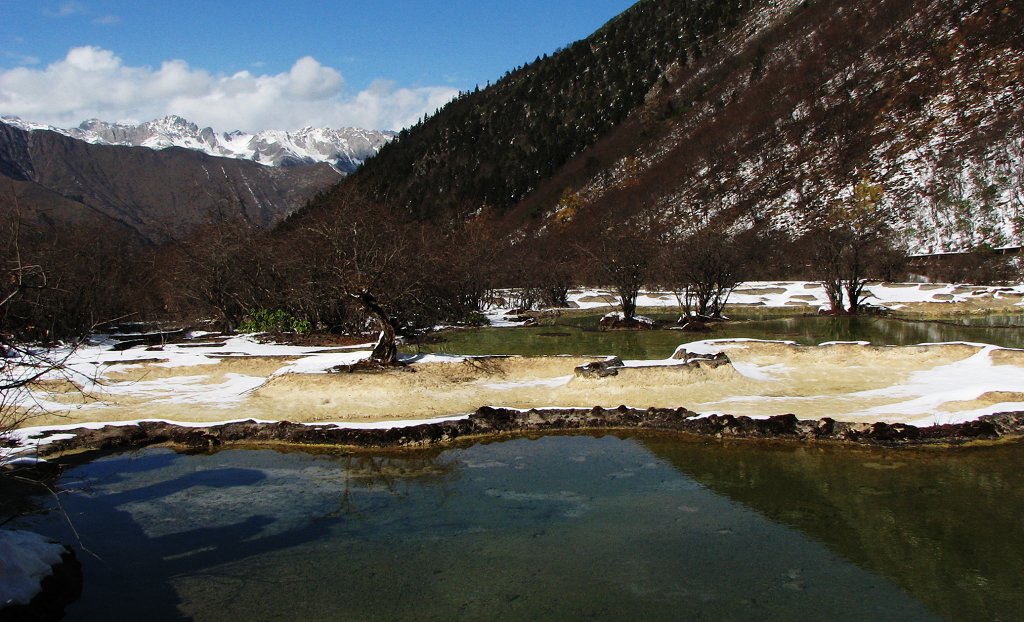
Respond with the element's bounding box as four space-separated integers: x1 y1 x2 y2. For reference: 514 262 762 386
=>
641 438 1024 622
7 447 462 621
335 451 460 517
1 470 52 525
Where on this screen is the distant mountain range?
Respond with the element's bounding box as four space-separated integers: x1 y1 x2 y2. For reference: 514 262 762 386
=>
0 118 344 243
1 115 395 175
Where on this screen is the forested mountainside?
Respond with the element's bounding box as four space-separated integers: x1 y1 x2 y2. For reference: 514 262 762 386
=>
0 121 341 243
349 0 757 218
334 0 1021 255
527 0 1024 255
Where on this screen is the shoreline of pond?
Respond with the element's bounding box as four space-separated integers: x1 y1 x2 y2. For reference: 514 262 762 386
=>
29 407 1024 461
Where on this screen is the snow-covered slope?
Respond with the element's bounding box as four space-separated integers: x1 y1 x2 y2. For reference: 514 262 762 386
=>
0 115 394 175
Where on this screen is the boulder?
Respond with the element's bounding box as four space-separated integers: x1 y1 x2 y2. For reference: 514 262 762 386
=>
599 313 655 330
679 319 710 332
575 357 625 378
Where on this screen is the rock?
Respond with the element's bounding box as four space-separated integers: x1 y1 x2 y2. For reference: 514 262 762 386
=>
691 352 731 368
680 320 710 332
598 313 655 330
815 418 837 436
37 410 1024 456
505 314 538 326
677 351 732 370
671 347 730 366
575 357 625 378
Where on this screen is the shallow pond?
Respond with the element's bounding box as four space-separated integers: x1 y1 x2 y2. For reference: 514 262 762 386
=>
10 435 1024 621
409 314 1024 359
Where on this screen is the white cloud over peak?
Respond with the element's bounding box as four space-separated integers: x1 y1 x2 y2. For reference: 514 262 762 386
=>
0 46 458 132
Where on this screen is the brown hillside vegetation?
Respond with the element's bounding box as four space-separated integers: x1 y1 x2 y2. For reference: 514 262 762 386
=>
518 0 1024 257
312 0 1022 261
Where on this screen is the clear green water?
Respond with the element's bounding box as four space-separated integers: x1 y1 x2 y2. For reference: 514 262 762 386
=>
408 315 1024 360
12 436 1024 621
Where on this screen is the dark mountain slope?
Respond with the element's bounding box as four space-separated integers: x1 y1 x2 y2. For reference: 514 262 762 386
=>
0 121 342 243
349 0 757 219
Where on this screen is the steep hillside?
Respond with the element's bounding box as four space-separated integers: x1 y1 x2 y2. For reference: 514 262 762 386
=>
0 121 341 242
350 0 757 218
333 0 1021 256
527 0 1024 254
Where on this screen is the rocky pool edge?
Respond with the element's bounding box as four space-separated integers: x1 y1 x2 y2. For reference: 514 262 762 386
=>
29 407 1024 455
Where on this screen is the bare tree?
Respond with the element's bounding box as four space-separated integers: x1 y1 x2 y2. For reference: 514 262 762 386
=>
300 191 428 366
434 215 505 316
814 174 898 314
165 215 262 333
508 229 577 310
1 195 77 445
579 220 657 322
659 226 741 320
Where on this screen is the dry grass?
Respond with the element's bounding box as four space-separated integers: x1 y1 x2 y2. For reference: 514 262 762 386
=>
101 355 301 381
940 391 1024 412
991 349 1024 365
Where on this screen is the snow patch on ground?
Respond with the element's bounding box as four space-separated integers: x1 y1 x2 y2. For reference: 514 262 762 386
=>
509 282 1024 319
853 345 1024 426
0 530 67 607
672 338 797 358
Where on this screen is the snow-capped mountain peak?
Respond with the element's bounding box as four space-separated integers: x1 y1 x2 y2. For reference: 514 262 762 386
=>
0 115 395 174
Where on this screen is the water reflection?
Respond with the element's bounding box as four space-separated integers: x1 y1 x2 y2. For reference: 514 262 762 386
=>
15 448 459 621
641 437 1024 622
334 452 460 516
411 315 1024 359
16 437 1001 620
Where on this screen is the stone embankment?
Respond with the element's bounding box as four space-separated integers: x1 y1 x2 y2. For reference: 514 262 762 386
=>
38 407 1024 455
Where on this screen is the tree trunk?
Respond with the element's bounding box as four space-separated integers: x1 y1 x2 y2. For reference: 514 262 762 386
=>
823 278 845 315
354 292 400 365
619 287 638 320
370 326 398 365
845 279 867 314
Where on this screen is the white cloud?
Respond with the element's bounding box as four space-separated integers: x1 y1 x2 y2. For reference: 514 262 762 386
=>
0 46 458 132
45 1 86 18
2 52 40 66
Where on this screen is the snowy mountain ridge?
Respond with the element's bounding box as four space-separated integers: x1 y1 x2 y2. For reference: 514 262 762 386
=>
0 115 395 175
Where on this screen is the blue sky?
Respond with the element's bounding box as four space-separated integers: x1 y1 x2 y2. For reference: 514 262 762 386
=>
0 0 636 132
